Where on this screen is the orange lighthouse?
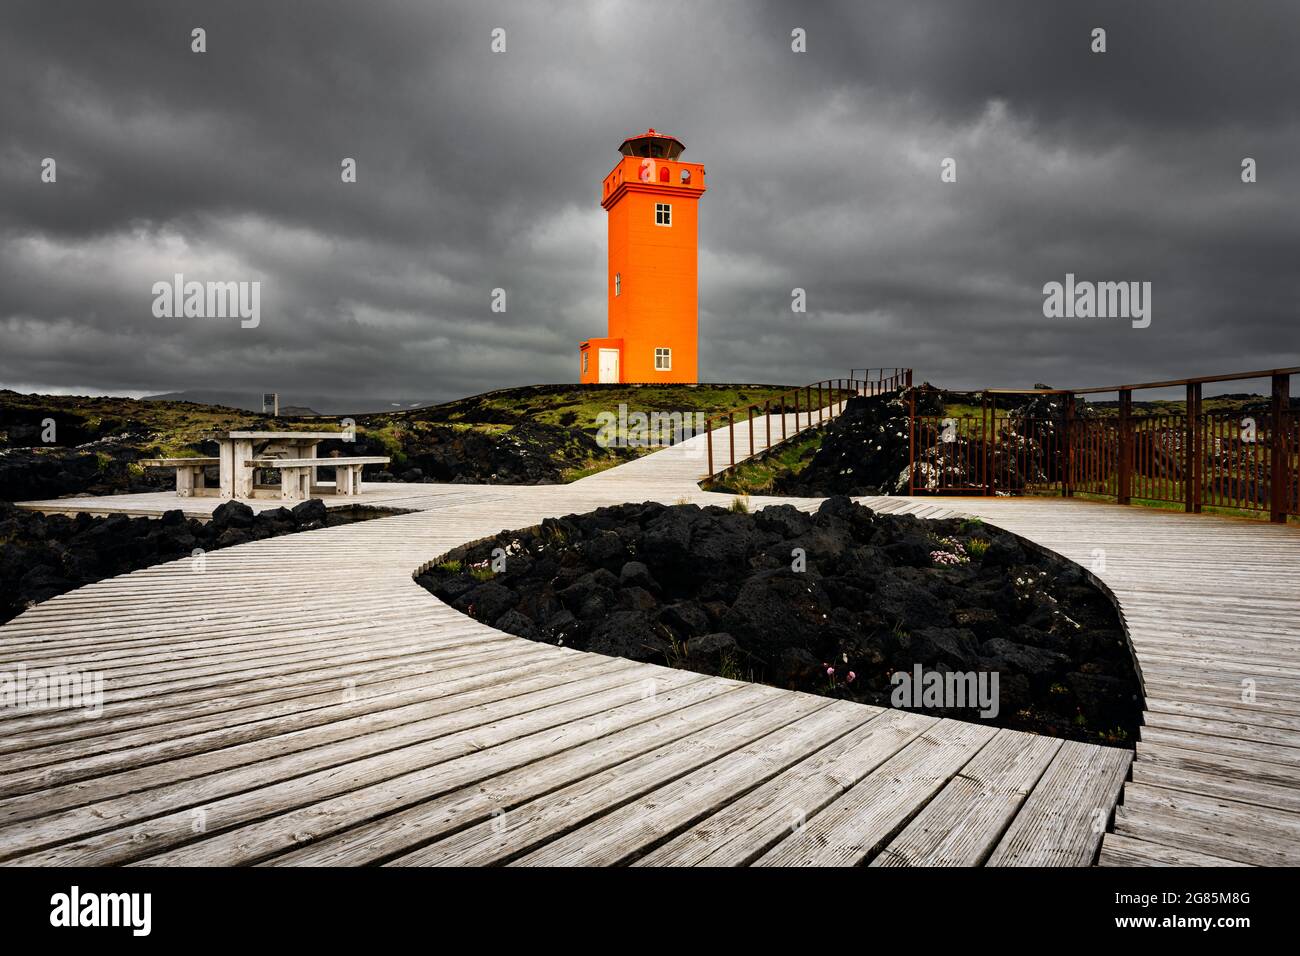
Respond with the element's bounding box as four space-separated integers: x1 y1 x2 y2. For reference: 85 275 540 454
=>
579 129 706 383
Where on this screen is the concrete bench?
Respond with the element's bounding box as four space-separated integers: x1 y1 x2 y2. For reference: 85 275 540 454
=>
138 457 221 497
245 456 390 499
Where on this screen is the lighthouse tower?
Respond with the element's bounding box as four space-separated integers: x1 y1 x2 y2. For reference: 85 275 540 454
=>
579 129 706 384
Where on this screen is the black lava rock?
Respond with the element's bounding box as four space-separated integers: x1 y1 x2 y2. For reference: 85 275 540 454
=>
1 499 381 626
417 499 1141 745
290 498 328 528
211 500 255 531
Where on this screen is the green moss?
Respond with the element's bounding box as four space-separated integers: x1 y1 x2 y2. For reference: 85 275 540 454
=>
453 384 799 437
562 459 622 482
358 425 409 466
701 427 825 495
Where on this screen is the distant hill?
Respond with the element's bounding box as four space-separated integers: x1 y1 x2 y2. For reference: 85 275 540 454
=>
1 381 800 498
142 390 436 416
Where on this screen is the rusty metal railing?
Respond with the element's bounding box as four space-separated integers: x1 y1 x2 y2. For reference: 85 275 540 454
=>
907 367 1299 523
704 368 912 478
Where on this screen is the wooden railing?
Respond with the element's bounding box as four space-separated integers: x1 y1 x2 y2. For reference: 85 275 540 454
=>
704 368 911 477
907 367 1299 523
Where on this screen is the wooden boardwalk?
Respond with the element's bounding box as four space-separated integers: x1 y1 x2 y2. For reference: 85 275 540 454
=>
903 496 1300 867
2 404 1292 866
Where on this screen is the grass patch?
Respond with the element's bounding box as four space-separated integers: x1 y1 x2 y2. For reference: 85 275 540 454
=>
380 383 801 443
561 457 628 482
701 428 825 495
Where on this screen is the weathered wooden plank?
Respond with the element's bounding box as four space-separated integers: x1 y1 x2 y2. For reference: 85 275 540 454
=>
1129 761 1300 813
986 741 1131 867
1121 783 1300 838
262 682 780 866
141 678 774 866
1139 726 1300 766
0 662 668 862
753 720 999 867
1098 832 1251 867
507 697 864 867
635 709 935 867
1112 806 1299 866
873 729 1062 867
0 644 558 792
374 689 830 868
1137 741 1300 790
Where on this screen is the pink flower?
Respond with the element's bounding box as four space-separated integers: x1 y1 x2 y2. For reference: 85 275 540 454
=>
847 671 856 683
826 667 835 676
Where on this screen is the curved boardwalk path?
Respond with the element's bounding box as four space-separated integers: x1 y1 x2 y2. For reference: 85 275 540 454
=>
2 409 1295 866
910 497 1300 867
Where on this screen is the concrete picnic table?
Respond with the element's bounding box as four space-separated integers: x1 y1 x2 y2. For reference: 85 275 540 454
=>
221 431 391 501
216 431 340 499
143 431 388 501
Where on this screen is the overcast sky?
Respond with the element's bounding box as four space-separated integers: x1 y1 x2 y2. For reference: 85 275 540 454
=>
1 0 1297 404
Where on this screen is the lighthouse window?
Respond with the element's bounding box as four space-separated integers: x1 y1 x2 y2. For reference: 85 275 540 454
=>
655 348 672 371
615 273 621 296
655 203 672 226
659 166 670 183
680 169 691 184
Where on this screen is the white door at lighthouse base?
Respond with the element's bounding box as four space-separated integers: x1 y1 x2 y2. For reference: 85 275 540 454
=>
598 349 620 383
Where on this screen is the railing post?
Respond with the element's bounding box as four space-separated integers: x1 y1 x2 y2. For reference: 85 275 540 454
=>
1185 382 1201 513
1118 389 1132 504
907 388 916 495
1271 372 1291 523
977 390 987 494
728 411 735 470
781 397 787 442
1063 394 1075 497
818 384 824 424
706 419 713 476
749 406 755 458
905 368 913 388
763 400 770 449
793 390 800 432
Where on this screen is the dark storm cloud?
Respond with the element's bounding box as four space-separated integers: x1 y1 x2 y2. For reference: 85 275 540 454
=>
1 0 1297 403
